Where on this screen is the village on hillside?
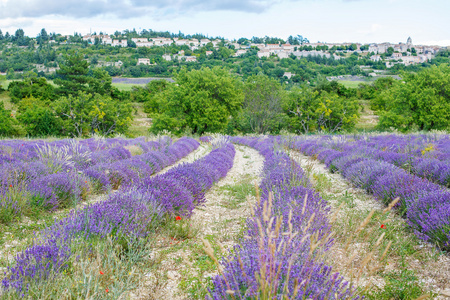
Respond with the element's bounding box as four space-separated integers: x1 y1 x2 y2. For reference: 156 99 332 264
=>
82 34 442 68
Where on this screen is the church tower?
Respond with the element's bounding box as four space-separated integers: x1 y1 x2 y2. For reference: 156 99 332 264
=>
407 36 412 47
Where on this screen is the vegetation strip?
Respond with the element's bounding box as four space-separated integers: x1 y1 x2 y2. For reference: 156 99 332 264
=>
0 136 174 225
207 136 357 299
0 138 210 272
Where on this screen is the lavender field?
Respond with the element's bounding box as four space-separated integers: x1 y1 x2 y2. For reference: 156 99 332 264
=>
0 134 449 299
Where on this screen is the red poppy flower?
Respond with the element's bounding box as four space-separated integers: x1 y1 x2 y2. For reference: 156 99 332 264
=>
106 288 109 293
99 271 104 275
9 185 12 188
380 224 386 229
175 216 181 221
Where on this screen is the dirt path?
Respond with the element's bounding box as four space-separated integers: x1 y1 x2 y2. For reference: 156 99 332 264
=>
132 145 264 300
288 150 450 298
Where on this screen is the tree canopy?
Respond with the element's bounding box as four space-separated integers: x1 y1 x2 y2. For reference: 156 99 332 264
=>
54 52 91 96
235 74 287 134
283 85 359 133
150 67 244 135
377 64 450 132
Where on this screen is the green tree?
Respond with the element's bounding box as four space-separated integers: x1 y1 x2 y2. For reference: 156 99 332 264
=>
236 74 287 134
89 68 113 96
55 92 133 137
37 28 48 45
8 77 55 104
0 75 5 92
386 47 395 56
150 67 244 135
17 97 61 136
54 52 91 96
283 86 359 133
377 65 450 131
366 77 396 110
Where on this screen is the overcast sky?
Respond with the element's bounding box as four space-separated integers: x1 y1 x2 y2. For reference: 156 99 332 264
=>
0 0 449 46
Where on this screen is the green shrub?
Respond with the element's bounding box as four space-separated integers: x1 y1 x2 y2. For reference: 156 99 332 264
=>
17 99 62 136
0 102 20 136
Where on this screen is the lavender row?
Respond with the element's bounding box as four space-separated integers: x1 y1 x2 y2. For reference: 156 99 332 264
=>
0 136 170 195
289 137 450 251
0 137 176 223
0 137 169 166
28 137 200 210
354 134 450 160
83 137 199 192
208 137 356 299
335 135 450 187
2 140 236 296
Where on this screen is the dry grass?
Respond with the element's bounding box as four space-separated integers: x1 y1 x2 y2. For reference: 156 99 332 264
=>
0 92 14 111
355 99 379 131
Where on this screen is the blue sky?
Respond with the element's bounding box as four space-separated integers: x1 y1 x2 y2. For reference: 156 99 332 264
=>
0 0 449 46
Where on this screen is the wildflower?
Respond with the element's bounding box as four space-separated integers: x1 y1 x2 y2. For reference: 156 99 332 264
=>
380 224 386 229
106 288 109 293
9 185 12 188
100 271 104 275
176 216 181 221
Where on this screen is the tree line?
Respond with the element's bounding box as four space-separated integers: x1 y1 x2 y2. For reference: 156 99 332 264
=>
1 52 132 137
133 67 360 135
0 52 361 137
2 52 449 138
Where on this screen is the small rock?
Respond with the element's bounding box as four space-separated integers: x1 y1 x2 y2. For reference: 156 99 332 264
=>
440 290 450 297
167 271 178 280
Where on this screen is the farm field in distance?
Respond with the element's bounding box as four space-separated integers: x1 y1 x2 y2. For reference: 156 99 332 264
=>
1 134 449 299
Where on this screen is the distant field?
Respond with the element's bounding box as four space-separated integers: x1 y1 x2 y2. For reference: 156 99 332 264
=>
1 80 12 89
338 80 372 89
112 77 174 91
111 82 146 91
112 77 174 84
